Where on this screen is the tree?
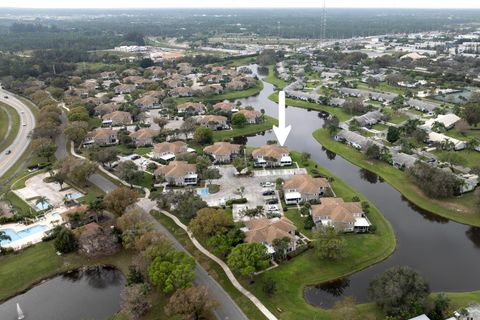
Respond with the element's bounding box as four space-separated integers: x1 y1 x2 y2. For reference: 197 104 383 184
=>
63 121 89 147
231 113 247 127
0 231 11 254
120 284 151 320
104 187 140 216
313 226 346 260
428 293 450 320
464 103 480 127
196 155 212 179
54 227 78 253
300 152 311 164
366 76 379 89
455 119 470 135
343 98 367 115
165 286 217 320
51 172 66 190
365 144 381 160
272 236 291 262
153 117 169 131
368 266 430 318
206 227 244 258
232 157 247 174
194 127 213 145
126 265 144 285
323 115 340 136
117 160 143 187
412 128 428 144
407 162 462 199
170 191 208 221
188 208 231 239
227 243 270 279
35 196 49 209
262 277 277 297
148 250 196 293
117 209 153 250
386 126 401 143
332 296 359 320
91 147 119 168
31 138 57 162
77 223 120 257
180 117 197 139
203 167 221 185
304 215 315 230
56 156 97 187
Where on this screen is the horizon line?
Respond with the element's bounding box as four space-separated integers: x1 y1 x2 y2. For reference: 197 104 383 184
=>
1 6 480 10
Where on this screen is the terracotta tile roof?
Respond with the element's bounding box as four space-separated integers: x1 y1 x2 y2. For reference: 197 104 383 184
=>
87 128 117 140
102 111 132 123
153 141 188 155
283 174 329 194
311 198 362 223
213 102 236 111
197 115 227 125
251 144 289 161
155 160 196 178
238 109 261 121
129 128 159 139
203 142 241 156
94 103 119 115
244 217 296 245
176 102 205 112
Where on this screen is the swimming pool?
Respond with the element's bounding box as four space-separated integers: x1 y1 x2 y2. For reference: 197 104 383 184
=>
66 193 83 200
197 188 209 196
0 225 48 245
35 201 50 210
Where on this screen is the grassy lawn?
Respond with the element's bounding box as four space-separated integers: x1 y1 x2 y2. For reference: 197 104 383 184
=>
263 65 289 89
268 92 353 122
388 113 409 124
151 211 268 320
231 151 396 319
371 123 389 131
432 149 480 169
213 116 277 141
313 128 480 226
0 102 21 153
445 127 480 141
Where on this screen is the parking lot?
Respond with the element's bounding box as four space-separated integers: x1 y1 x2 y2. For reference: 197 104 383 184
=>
199 165 306 221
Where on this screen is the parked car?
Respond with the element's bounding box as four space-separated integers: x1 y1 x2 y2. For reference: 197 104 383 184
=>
4 96 8 99
262 190 275 196
261 182 274 188
5 149 11 155
266 204 279 211
266 198 279 204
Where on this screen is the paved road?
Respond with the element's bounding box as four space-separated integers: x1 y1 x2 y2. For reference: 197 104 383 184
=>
137 198 249 320
0 88 36 178
54 110 246 319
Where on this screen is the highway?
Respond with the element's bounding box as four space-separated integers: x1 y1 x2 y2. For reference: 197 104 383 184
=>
0 88 36 178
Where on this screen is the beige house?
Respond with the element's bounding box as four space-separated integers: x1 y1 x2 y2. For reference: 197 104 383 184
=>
155 161 198 186
171 86 194 97
244 217 297 254
203 142 241 163
83 128 118 147
114 83 136 94
134 95 160 109
94 103 119 116
283 174 330 205
196 115 229 130
238 109 262 124
310 198 370 233
152 141 188 161
213 102 238 113
176 102 205 114
102 111 133 126
251 144 292 167
129 128 159 146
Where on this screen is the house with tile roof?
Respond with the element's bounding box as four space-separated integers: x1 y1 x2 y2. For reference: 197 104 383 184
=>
154 161 197 186
83 128 118 147
152 141 188 161
251 144 292 167
213 102 239 113
196 115 229 130
244 217 297 254
114 83 136 94
176 102 205 115
129 128 159 147
102 111 133 126
310 198 371 232
237 109 262 124
283 174 330 205
134 94 160 109
94 103 120 116
203 142 242 163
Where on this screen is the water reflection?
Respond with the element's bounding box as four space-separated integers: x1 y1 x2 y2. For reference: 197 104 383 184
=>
316 278 351 297
359 169 380 184
324 149 337 160
466 227 480 249
401 195 449 224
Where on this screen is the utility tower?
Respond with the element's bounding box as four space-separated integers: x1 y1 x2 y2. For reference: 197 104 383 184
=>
320 0 327 46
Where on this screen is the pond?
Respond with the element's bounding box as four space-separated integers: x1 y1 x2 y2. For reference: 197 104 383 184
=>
0 266 125 320
233 66 480 307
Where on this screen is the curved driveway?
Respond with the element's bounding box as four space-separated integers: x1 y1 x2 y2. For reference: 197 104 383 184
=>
0 88 36 178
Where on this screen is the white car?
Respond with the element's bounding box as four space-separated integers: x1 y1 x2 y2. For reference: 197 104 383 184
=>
266 204 279 211
261 182 275 188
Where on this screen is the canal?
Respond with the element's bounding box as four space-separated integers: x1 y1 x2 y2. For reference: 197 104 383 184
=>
235 66 480 307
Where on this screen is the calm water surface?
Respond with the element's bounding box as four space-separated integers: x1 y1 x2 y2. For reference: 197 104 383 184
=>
235 66 480 307
0 266 125 320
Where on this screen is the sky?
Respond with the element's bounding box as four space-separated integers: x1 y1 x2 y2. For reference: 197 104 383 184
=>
1 0 480 9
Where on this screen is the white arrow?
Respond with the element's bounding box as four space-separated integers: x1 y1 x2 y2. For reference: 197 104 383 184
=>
272 91 291 146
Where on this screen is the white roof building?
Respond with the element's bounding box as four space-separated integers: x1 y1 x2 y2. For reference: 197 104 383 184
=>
428 132 466 150
421 113 461 130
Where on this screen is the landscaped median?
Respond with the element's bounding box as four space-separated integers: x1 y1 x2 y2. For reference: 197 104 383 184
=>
0 102 20 154
313 128 480 226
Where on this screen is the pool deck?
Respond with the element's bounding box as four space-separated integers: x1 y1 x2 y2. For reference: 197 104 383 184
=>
13 172 84 211
0 211 64 250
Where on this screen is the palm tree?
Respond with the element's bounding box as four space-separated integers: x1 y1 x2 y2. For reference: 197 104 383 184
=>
35 196 49 209
0 230 11 242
